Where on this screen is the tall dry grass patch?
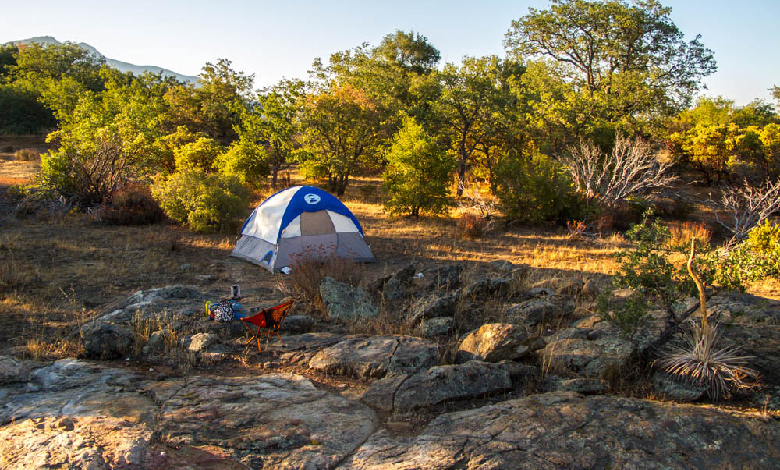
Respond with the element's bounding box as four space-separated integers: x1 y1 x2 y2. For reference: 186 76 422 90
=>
285 252 364 316
667 221 712 248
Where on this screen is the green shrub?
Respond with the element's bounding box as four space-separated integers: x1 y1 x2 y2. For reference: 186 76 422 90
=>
718 220 780 288
383 117 454 217
151 169 250 233
597 292 648 336
613 212 710 304
214 140 269 186
39 132 130 207
173 137 223 171
493 153 586 225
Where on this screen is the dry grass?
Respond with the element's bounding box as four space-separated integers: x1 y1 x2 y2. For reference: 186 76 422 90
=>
1 166 778 363
285 253 364 316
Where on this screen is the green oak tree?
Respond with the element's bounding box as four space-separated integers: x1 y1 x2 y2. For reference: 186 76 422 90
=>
383 116 454 217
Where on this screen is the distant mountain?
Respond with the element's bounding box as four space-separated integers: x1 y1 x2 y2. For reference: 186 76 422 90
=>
7 36 197 84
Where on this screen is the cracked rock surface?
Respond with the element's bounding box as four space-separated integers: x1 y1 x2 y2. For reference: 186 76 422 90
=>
340 392 780 470
0 360 377 470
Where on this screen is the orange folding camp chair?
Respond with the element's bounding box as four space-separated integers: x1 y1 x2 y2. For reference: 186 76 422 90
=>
241 299 294 352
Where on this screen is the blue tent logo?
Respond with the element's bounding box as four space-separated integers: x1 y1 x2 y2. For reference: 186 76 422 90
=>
304 193 321 205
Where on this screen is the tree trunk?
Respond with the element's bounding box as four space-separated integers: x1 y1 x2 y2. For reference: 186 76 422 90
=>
687 239 709 333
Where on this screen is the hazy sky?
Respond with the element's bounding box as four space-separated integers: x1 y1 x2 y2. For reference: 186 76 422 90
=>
1 0 777 105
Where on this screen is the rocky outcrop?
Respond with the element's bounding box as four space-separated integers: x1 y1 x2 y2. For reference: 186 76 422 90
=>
456 323 539 363
1 359 378 470
308 336 438 379
152 374 377 469
80 321 135 359
362 361 534 413
392 361 531 412
539 336 634 378
320 277 379 320
341 392 780 469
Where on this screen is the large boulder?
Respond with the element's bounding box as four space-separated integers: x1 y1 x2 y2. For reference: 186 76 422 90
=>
0 356 27 385
419 264 464 290
502 299 562 327
407 291 458 325
308 336 438 379
320 278 379 320
341 392 780 469
539 336 634 378
456 323 538 363
80 321 135 359
418 317 455 338
392 361 532 413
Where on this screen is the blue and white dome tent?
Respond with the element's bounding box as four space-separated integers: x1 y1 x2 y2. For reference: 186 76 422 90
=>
232 186 376 272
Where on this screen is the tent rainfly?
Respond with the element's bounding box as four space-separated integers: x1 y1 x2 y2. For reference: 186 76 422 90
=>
231 185 375 272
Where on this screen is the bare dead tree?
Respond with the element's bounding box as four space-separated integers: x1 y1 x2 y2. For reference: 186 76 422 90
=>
717 179 780 247
564 134 676 208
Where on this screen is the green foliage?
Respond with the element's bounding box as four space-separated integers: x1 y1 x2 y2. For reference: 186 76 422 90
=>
613 213 705 304
40 131 130 207
173 136 223 171
720 220 780 287
165 58 253 143
492 152 584 225
383 116 454 217
214 139 269 186
300 84 386 196
596 292 647 337
151 169 250 233
250 79 304 188
0 84 56 134
435 56 518 195
506 0 716 115
36 72 172 206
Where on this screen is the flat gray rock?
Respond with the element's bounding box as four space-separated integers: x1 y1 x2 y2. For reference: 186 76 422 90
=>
341 392 780 469
153 374 377 469
393 361 529 412
540 336 635 378
309 335 439 379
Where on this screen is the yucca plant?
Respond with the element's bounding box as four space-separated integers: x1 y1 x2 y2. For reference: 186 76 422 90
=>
658 239 758 401
658 322 757 401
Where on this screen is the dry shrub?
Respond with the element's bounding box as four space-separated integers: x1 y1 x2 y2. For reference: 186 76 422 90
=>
566 220 588 240
667 221 711 249
91 183 165 225
456 212 490 239
285 252 363 315
13 149 40 161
